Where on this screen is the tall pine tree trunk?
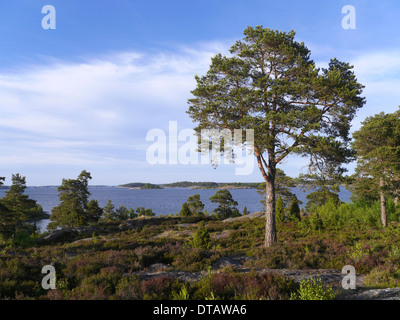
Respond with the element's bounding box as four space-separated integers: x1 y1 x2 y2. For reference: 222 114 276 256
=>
380 177 387 227
265 171 277 247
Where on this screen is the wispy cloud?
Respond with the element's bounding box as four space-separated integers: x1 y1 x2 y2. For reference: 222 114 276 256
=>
350 50 400 129
0 42 228 183
1 41 399 183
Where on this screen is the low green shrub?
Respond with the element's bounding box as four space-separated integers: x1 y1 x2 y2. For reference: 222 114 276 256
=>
290 278 336 300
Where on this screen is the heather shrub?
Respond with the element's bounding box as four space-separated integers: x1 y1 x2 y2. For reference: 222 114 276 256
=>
192 270 297 300
114 275 142 299
172 247 218 272
364 264 400 288
67 282 108 300
0 279 43 299
241 272 298 300
83 266 122 295
141 276 181 300
64 250 139 280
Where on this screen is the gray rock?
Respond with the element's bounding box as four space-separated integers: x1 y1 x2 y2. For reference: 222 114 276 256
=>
340 287 400 300
41 229 69 242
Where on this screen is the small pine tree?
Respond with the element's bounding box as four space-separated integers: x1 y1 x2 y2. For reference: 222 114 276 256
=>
102 199 116 222
242 206 250 215
187 194 204 216
116 205 130 221
275 196 285 222
288 196 301 222
209 190 239 219
128 208 138 219
191 222 211 251
179 202 192 217
85 199 103 224
136 207 156 217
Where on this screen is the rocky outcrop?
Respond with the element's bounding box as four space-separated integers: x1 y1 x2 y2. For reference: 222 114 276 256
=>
40 225 100 243
339 287 400 300
222 211 264 223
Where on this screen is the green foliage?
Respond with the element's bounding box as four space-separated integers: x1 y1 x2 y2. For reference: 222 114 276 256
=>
0 202 18 240
257 169 296 207
2 174 37 218
0 174 45 240
352 109 400 196
102 199 116 222
190 222 211 251
288 197 301 222
209 190 239 219
364 264 400 288
188 25 365 246
118 182 162 189
86 199 103 224
352 109 400 226
305 187 341 212
49 170 93 230
192 271 298 300
136 207 156 217
186 194 204 216
242 206 250 216
275 196 285 223
102 201 139 222
162 181 218 188
290 278 335 300
348 242 370 261
172 283 190 300
115 205 130 221
179 202 191 217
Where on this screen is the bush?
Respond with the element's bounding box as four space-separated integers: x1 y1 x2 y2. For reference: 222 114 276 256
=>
290 278 335 300
141 276 181 300
192 270 298 300
191 222 211 251
364 264 400 288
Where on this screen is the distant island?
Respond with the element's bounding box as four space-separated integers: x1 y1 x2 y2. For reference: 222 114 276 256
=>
118 182 162 189
161 181 261 189
161 181 218 188
118 181 262 190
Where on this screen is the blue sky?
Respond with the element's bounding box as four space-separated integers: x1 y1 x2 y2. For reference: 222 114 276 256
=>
1 0 400 185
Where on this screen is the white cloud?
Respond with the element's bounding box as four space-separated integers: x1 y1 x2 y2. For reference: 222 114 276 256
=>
0 43 227 178
3 42 398 184
348 50 400 129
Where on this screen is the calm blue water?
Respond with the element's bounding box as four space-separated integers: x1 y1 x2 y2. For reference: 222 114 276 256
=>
0 186 351 231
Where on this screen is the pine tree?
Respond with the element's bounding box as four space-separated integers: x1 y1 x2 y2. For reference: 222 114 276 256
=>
49 170 92 230
352 109 400 227
242 206 250 216
187 194 204 216
275 196 285 222
85 199 103 224
188 26 365 246
2 174 40 221
102 199 116 222
288 197 301 222
179 202 191 217
209 190 239 219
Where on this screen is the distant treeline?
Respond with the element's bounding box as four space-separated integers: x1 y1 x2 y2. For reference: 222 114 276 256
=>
116 179 340 190
118 182 162 189
161 181 261 189
162 181 219 188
